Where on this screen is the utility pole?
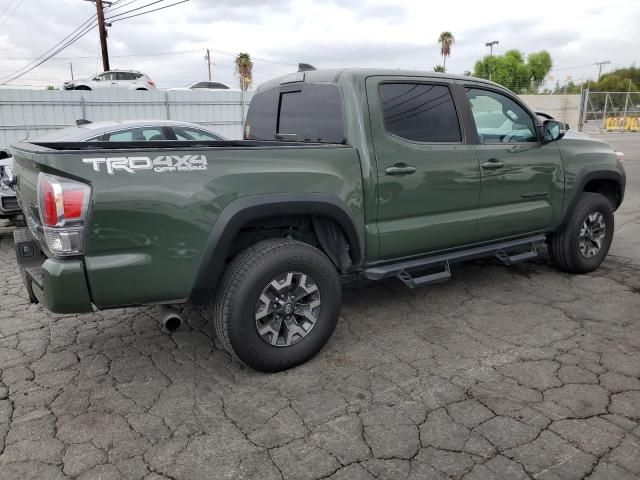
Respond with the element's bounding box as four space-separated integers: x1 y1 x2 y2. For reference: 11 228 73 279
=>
595 60 610 81
69 62 74 80
205 49 212 81
485 40 499 81
84 0 111 71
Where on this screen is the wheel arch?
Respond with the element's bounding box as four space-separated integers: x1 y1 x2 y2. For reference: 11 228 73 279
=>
561 168 625 227
189 193 362 304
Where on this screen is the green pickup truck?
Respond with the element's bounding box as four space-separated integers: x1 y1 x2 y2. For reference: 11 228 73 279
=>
11 68 626 372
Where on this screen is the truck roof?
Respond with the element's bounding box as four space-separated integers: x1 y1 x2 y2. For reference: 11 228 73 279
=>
255 68 499 92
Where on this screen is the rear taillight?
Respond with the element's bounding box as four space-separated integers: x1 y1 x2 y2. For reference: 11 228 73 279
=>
147 79 155 86
37 173 91 256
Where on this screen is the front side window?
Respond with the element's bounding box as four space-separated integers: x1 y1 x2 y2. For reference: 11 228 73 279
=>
98 72 113 81
379 83 461 143
466 88 537 143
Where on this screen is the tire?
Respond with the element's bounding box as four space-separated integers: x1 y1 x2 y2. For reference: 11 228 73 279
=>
548 192 614 273
74 86 91 91
210 239 342 372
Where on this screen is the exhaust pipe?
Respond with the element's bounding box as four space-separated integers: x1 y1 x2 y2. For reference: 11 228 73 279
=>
158 305 182 332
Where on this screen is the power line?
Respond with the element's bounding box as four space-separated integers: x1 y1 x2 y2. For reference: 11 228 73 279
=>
107 0 142 11
0 19 98 84
108 0 189 23
0 0 24 27
105 0 166 20
550 63 602 72
0 17 99 84
0 0 19 22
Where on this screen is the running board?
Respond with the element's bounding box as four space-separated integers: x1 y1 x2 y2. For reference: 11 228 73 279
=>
364 234 545 288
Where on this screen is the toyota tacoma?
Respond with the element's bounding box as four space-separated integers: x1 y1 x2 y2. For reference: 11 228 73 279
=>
10 67 626 372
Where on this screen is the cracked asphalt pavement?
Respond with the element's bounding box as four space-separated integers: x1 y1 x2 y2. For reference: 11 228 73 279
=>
0 134 639 480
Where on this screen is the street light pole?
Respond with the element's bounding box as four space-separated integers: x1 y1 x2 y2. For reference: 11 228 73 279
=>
485 40 499 81
205 49 212 81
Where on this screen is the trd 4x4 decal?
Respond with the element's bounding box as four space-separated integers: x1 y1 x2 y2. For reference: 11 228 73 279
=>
83 155 207 175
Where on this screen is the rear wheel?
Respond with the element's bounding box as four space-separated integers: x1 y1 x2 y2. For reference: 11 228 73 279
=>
210 239 341 372
74 86 91 90
548 193 614 273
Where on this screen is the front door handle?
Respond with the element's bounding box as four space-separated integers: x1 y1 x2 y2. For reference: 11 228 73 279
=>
385 164 417 175
481 159 505 170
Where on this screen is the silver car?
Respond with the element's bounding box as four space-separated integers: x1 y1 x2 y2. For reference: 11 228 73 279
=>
63 70 156 91
0 153 19 220
30 120 225 142
1 120 224 218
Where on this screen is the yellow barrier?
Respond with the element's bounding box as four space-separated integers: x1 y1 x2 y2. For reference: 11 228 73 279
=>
605 117 626 130
605 116 640 131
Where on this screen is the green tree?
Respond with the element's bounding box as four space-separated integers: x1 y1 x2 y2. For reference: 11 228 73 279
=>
433 65 446 73
438 32 455 69
473 49 553 93
595 75 637 92
235 52 253 91
527 51 552 86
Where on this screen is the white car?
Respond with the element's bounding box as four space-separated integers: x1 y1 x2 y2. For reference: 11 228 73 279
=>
63 70 156 91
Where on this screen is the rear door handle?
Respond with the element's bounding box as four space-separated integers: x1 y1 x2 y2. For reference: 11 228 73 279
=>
385 164 417 175
481 159 505 170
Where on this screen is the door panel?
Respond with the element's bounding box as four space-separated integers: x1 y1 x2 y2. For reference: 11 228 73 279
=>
465 87 564 240
367 78 481 260
475 143 564 239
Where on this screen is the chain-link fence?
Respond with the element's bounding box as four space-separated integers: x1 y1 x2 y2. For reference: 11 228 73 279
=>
580 90 640 133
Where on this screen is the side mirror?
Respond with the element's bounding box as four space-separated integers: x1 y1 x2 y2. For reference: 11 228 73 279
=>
93 77 100 81
542 119 566 143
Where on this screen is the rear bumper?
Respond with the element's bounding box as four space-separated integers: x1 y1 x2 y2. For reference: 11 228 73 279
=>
14 228 93 313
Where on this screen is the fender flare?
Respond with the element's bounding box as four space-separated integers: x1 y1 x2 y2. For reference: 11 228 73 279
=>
562 168 626 226
189 193 362 304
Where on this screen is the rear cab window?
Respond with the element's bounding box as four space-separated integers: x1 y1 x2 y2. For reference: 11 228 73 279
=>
245 83 345 143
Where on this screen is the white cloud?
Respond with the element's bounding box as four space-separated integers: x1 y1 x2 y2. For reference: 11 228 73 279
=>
0 0 638 88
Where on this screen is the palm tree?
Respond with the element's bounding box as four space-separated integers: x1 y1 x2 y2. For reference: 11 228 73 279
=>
433 65 446 73
438 32 455 69
235 52 253 91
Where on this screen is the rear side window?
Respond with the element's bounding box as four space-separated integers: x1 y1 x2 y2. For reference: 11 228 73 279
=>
99 127 165 142
245 84 345 143
379 83 461 143
173 126 222 141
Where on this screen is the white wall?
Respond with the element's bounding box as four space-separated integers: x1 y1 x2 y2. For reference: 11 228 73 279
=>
0 89 253 149
519 94 581 129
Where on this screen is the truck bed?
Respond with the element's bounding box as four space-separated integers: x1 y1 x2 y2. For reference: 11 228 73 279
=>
11 140 364 309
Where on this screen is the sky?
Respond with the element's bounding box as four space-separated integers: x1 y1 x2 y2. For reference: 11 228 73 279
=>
0 0 638 90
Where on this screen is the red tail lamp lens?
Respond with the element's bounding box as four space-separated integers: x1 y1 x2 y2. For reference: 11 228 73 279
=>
41 178 58 226
62 190 85 219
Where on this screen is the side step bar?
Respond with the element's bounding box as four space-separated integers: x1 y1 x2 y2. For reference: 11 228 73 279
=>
364 234 546 288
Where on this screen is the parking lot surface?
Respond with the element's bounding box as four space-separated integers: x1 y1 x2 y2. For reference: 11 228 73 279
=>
0 134 639 480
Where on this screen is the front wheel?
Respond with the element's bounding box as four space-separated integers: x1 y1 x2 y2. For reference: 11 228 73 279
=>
210 239 342 372
548 193 614 273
